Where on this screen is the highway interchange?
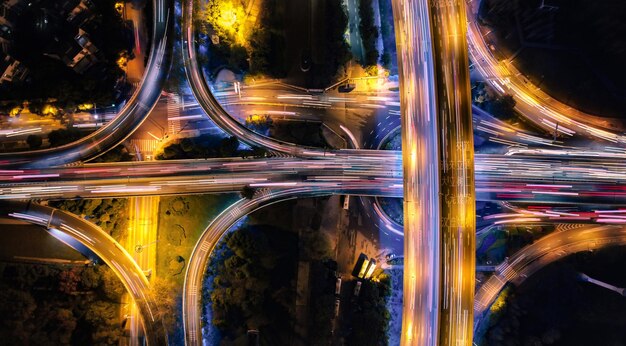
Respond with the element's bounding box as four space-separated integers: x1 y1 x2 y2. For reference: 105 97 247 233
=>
2 0 626 345
0 200 169 345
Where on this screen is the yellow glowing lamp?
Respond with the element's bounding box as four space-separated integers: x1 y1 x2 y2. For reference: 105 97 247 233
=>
9 107 21 117
78 103 94 111
115 2 124 14
117 55 128 68
42 105 58 116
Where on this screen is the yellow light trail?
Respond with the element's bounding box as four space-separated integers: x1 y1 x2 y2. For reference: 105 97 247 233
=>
123 196 160 345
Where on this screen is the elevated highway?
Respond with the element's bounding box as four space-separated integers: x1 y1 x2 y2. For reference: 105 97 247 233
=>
466 0 626 144
0 201 168 345
473 225 626 340
182 185 402 345
0 0 173 169
392 0 476 343
5 155 626 206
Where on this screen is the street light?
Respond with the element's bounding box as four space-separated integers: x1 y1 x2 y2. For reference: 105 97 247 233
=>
135 240 158 253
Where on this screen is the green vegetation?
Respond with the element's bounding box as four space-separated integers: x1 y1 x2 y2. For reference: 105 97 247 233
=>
476 230 508 265
377 197 403 225
349 276 392 346
0 262 125 345
148 277 180 334
48 127 83 148
472 82 517 121
205 225 298 344
378 129 403 226
477 225 551 265
49 199 129 241
90 145 133 163
479 235 626 345
314 0 352 87
248 0 287 78
307 259 343 344
378 0 396 71
197 0 351 87
480 0 626 118
203 198 335 344
26 134 43 149
155 194 237 343
245 114 273 135
358 0 380 67
380 129 400 150
156 135 267 160
240 186 256 200
196 0 251 75
197 0 289 78
308 264 392 345
157 195 236 286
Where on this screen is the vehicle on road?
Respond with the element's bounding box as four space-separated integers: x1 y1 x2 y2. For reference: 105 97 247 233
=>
354 281 362 297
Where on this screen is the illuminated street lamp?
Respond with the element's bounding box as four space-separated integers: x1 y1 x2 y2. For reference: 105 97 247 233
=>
135 240 158 253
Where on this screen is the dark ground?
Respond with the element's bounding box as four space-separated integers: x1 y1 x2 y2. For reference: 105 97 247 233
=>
484 246 626 346
480 0 626 119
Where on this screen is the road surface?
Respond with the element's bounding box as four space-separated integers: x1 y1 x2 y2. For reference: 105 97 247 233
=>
183 185 404 345
466 0 626 145
0 201 168 345
473 224 626 339
0 0 173 169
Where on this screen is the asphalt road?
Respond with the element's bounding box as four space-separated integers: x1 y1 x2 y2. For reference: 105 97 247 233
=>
467 0 626 145
6 154 626 205
391 0 441 343
0 0 173 169
0 200 168 345
427 0 477 344
473 224 626 336
183 185 406 345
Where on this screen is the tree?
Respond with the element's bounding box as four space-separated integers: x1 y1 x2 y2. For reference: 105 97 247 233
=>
51 308 77 345
0 284 36 328
180 137 195 153
348 279 391 345
81 266 101 289
240 186 256 199
207 225 297 342
27 100 44 115
219 136 240 157
310 293 335 344
358 0 380 67
101 266 125 301
58 268 81 294
488 94 517 120
92 145 132 162
380 51 392 69
26 134 42 149
149 277 179 333
245 114 273 134
48 128 82 147
85 301 121 345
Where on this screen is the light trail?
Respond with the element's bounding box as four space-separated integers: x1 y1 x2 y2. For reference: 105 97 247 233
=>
1 201 168 345
0 0 174 169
